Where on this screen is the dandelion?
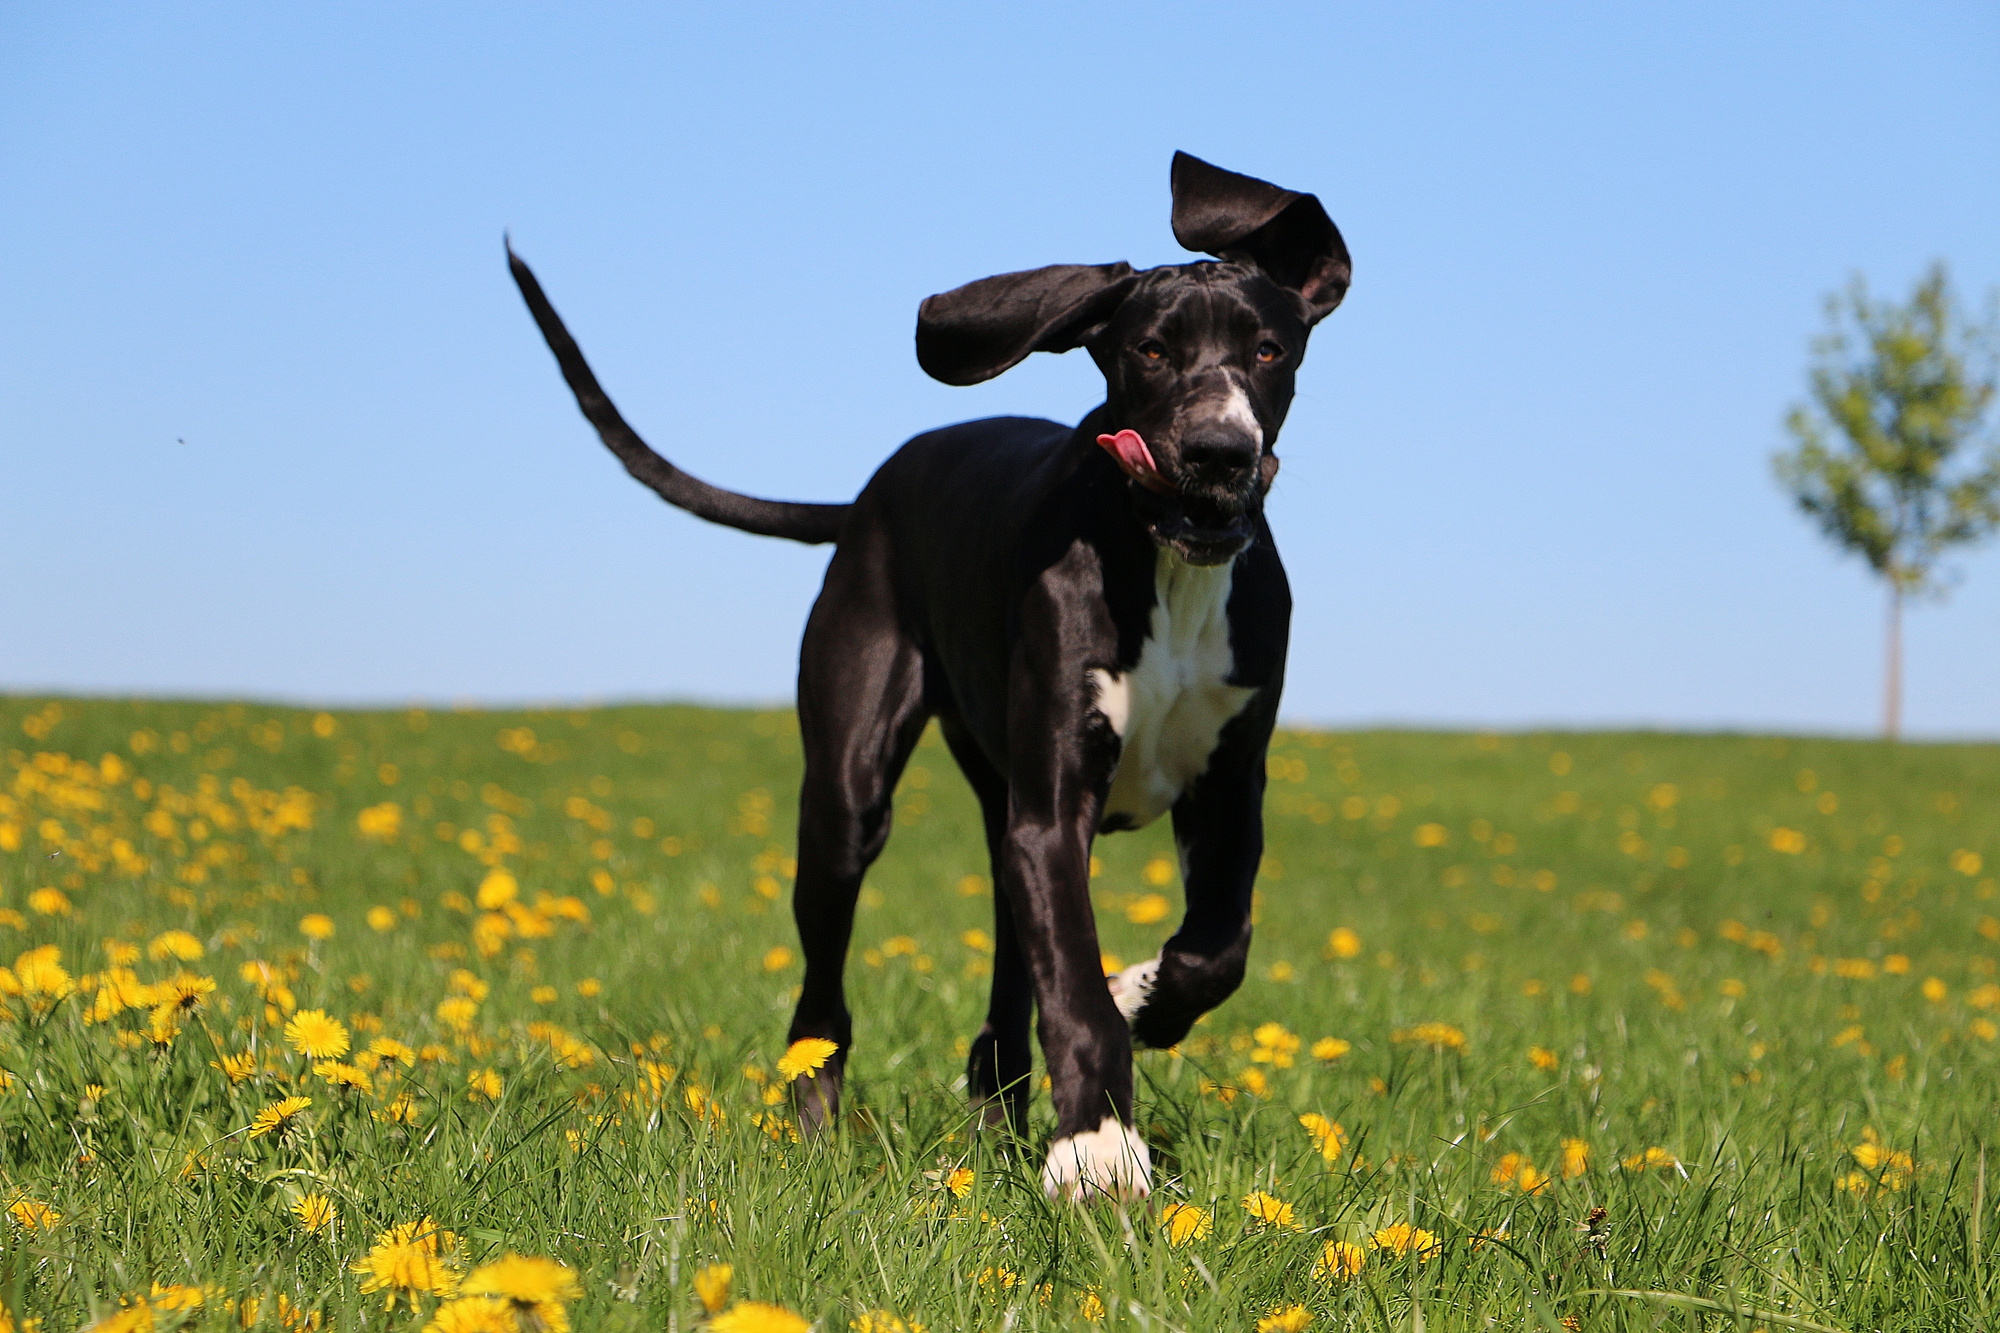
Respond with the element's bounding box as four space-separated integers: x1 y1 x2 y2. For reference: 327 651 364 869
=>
946 1167 974 1197
461 1253 581 1331
353 1217 460 1310
1251 1021 1301 1066
370 1037 418 1066
367 905 398 932
762 946 795 972
1492 1153 1549 1194
149 1284 205 1311
1160 1202 1211 1245
1562 1138 1590 1178
1369 1223 1439 1260
1314 1239 1367 1281
1326 927 1362 959
852 1312 922 1333
7 1197 60 1232
293 1193 334 1234
315 1061 374 1094
159 972 216 1015
1242 1191 1300 1231
1528 1045 1559 1072
423 1297 517 1333
285 1010 350 1060
467 1068 503 1102
299 914 335 940
1126 893 1171 924
1299 1113 1346 1163
1258 1306 1312 1332
147 929 204 961
1309 1037 1351 1061
777 1038 838 1081
248 1095 312 1139
437 997 480 1030
1621 1147 1680 1173
694 1263 734 1314
1392 1022 1467 1053
710 1303 810 1333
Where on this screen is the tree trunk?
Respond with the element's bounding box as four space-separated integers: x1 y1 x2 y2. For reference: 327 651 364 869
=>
1883 583 1903 741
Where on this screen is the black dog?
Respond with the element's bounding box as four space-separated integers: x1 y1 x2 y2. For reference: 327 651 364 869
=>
509 153 1348 1200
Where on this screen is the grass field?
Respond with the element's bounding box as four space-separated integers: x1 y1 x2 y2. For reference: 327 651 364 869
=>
1 694 1996 1331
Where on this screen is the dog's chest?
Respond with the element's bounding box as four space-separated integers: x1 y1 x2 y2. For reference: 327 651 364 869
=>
1091 551 1257 830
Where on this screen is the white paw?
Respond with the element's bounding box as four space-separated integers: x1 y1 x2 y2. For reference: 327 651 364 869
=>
1106 955 1160 1022
1041 1117 1152 1202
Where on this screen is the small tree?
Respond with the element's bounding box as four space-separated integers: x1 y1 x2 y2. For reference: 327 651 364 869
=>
1774 263 2000 738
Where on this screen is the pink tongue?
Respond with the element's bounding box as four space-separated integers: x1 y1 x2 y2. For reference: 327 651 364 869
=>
1096 429 1173 493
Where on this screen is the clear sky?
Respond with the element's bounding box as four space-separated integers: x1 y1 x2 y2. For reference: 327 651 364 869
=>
4 3 1997 736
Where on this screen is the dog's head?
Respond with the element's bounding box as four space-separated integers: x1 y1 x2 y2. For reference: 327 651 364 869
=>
917 152 1349 565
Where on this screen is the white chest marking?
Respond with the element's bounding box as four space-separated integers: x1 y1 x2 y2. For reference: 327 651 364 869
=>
1090 549 1256 829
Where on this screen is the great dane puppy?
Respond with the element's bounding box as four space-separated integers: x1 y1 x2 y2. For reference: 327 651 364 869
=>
509 152 1349 1201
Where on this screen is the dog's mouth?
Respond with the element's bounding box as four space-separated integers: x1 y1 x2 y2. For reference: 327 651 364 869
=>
1098 429 1257 566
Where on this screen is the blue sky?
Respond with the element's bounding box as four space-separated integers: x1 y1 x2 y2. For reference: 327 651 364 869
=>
3 3 1997 735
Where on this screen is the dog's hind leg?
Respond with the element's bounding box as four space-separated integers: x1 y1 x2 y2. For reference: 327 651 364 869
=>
786 534 929 1136
940 716 1033 1138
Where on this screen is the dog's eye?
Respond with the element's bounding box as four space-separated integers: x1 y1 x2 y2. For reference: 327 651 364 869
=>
1255 341 1285 364
1136 340 1167 362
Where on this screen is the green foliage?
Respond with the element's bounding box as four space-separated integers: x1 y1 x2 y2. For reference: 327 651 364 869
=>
1774 262 2000 595
2 697 1999 1331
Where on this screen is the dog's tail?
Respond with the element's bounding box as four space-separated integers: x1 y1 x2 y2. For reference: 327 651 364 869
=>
508 243 850 546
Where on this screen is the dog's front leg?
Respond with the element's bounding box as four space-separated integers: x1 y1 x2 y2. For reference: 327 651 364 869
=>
1001 591 1149 1202
1127 703 1276 1051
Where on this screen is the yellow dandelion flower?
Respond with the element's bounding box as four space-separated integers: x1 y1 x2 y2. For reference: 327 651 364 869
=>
149 1283 205 1311
285 1010 350 1060
249 1095 312 1139
851 1311 924 1333
576 978 603 998
1561 1138 1590 1178
1299 1113 1346 1163
1620 1146 1679 1173
27 887 71 917
762 946 795 972
1159 1202 1211 1246
1242 1191 1300 1231
147 929 205 962
299 914 335 940
694 1263 734 1314
776 1038 838 1081
1314 1239 1367 1281
1258 1305 1312 1332
1369 1222 1439 1260
946 1166 974 1197
436 997 480 1030
293 1193 334 1234
710 1302 810 1333
462 1253 580 1330
212 1051 257 1084
476 869 518 910
7 1197 60 1232
370 1037 417 1067
146 1006 182 1047
315 1061 374 1094
422 1296 516 1333
353 1217 460 1310
1528 1045 1559 1072
1326 926 1362 959
1309 1037 1351 1061
1392 1022 1467 1053
467 1068 503 1102
366 905 398 932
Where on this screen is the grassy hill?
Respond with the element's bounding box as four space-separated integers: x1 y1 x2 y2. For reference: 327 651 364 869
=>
1 695 1995 1330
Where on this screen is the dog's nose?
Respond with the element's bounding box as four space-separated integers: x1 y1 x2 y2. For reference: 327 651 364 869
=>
1178 435 1260 490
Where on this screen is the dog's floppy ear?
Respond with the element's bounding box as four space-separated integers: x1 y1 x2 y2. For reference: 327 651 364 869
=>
1170 151 1350 323
916 262 1139 386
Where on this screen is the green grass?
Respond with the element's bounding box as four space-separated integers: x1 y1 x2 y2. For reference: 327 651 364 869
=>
1 694 1996 1331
